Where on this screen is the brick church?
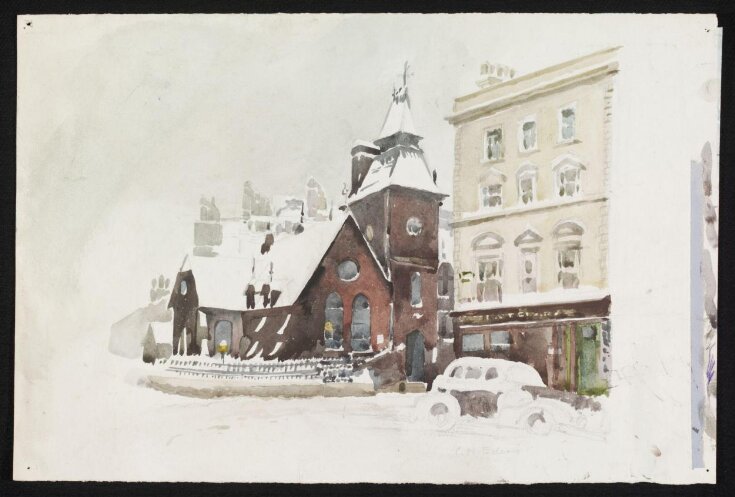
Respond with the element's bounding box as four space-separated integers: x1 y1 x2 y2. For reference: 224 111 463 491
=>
167 71 449 383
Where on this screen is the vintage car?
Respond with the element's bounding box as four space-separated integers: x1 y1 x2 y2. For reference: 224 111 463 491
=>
417 357 597 433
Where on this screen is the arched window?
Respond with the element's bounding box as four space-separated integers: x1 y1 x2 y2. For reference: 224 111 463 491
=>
214 320 233 354
553 221 584 289
180 280 188 296
410 272 422 306
351 294 371 352
437 262 453 297
324 292 344 349
472 233 504 302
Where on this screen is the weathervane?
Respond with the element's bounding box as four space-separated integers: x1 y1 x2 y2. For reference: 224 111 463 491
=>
392 61 413 103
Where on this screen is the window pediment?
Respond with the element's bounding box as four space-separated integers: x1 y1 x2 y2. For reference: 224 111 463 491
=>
516 162 538 177
481 166 507 183
553 220 585 238
551 153 586 172
472 232 504 251
514 228 543 246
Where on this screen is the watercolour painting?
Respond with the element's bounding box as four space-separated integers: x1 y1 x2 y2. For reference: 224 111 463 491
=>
15 13 719 483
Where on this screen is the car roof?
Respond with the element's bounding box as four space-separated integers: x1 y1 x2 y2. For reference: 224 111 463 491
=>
444 357 545 386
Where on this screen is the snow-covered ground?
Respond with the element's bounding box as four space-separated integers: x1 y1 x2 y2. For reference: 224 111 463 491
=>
14 322 716 484
17 354 609 483
13 327 614 484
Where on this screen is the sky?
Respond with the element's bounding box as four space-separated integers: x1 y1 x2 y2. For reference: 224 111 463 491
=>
16 11 720 354
15 13 720 482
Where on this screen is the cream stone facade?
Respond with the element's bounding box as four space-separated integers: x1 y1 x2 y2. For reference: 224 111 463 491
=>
447 48 618 395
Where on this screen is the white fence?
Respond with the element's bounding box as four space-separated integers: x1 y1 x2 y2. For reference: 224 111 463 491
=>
155 356 357 383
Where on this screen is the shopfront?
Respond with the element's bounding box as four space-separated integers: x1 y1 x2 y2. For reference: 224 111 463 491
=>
451 296 611 395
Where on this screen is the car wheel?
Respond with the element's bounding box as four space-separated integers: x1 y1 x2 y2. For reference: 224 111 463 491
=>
524 408 554 435
418 394 461 431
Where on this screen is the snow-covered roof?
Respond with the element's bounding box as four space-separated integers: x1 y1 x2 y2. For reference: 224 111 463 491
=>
455 287 610 312
188 252 255 311
182 213 363 312
247 215 274 223
349 80 446 202
264 215 348 306
378 86 417 139
349 146 443 202
218 220 257 257
352 139 379 150
149 321 172 344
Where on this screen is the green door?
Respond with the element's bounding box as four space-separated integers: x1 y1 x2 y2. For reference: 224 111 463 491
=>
576 323 604 395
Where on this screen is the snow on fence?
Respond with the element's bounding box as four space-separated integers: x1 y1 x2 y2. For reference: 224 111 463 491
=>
154 356 357 383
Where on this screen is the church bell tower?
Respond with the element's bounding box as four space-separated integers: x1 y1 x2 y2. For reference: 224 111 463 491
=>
346 63 448 380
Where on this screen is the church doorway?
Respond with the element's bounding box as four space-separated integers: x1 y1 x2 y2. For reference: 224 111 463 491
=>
405 330 425 382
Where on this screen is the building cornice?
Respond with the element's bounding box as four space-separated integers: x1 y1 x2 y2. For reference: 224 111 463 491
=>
451 194 608 228
447 59 619 126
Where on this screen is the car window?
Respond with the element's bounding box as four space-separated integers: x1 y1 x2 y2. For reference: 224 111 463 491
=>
465 366 482 379
485 367 498 380
450 366 463 378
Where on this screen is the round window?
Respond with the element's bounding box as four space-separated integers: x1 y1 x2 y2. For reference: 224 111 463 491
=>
337 260 359 281
406 217 423 236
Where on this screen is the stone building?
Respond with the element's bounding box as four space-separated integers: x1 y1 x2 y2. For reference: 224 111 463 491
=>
193 196 223 256
436 209 455 340
305 176 329 221
446 48 618 394
242 180 273 221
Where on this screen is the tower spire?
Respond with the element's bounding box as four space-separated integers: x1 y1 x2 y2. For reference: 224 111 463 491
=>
378 61 417 141
347 65 446 204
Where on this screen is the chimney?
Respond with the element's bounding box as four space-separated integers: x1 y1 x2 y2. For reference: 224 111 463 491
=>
260 233 274 254
261 283 271 308
350 140 380 196
476 62 515 89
